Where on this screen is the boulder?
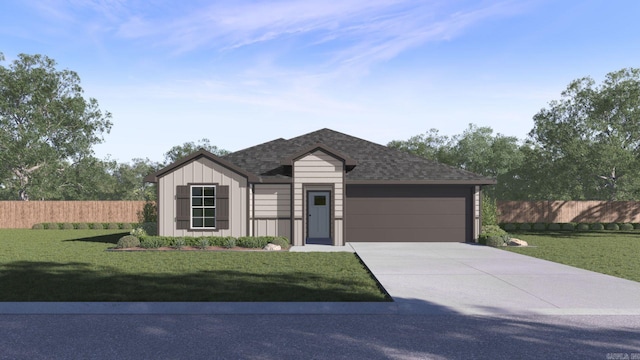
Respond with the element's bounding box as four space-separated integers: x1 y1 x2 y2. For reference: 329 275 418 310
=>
508 238 528 247
263 243 282 251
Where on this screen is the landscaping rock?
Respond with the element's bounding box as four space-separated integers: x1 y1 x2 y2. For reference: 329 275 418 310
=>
508 238 528 247
263 243 282 251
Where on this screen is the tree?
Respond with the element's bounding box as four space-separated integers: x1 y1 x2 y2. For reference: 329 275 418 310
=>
163 138 230 165
528 68 640 200
0 53 112 200
389 124 524 199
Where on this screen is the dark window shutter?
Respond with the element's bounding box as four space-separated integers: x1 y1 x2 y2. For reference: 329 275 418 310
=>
176 185 190 229
217 185 230 230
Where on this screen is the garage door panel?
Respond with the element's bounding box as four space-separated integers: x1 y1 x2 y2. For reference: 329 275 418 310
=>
346 227 467 242
347 214 465 228
346 185 471 243
348 198 466 215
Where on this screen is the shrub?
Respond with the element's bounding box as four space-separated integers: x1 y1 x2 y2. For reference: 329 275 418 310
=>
174 238 186 250
46 223 60 230
62 223 75 230
518 223 532 231
481 194 500 226
577 223 590 231
117 235 140 249
76 223 89 230
268 237 290 249
634 223 640 230
141 222 157 236
130 227 147 238
121 223 133 230
620 223 634 231
89 223 104 229
606 223 620 231
502 223 517 232
561 223 575 231
237 237 269 248
198 238 210 250
221 237 236 249
479 225 509 247
532 223 547 231
591 223 605 231
140 237 166 249
107 223 120 230
547 223 561 231
31 223 44 230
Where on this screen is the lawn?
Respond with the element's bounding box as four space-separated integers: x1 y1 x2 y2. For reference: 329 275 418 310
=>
0 230 389 302
504 232 640 282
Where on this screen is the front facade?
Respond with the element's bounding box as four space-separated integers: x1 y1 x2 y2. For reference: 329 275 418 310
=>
145 129 495 245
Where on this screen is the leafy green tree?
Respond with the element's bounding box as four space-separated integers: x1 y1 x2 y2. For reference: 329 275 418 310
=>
163 138 230 165
528 68 640 200
0 53 112 200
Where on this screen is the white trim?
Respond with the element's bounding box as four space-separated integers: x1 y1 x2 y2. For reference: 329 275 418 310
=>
190 184 217 230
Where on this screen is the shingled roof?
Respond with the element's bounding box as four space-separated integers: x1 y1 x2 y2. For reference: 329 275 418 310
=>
221 128 495 184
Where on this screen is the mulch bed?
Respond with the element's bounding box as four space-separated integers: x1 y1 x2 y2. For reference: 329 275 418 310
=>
106 246 288 252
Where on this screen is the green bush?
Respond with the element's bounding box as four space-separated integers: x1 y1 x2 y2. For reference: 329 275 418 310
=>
591 223 605 231
634 223 640 230
268 237 290 249
532 223 547 231
198 238 210 250
237 237 269 248
89 223 103 230
221 237 236 249
117 235 141 249
561 223 576 231
620 223 634 231
121 223 133 230
62 223 75 230
174 238 186 250
548 223 561 231
141 222 157 236
479 225 509 247
606 223 620 231
502 223 517 232
140 237 166 249
107 223 120 230
76 223 89 230
31 223 44 230
130 227 147 238
137 201 158 224
481 194 499 226
577 223 590 231
46 223 60 230
518 223 532 231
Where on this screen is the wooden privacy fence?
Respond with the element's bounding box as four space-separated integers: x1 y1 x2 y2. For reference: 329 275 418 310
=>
498 201 640 224
0 201 147 229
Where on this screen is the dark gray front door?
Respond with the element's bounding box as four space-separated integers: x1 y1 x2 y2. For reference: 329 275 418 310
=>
308 191 330 240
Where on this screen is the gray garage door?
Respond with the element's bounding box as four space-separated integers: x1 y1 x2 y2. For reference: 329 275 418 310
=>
345 185 471 242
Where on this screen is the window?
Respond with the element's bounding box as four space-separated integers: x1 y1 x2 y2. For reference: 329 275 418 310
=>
191 185 216 228
314 196 326 206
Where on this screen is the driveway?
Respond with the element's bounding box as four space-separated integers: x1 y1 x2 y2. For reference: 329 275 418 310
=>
349 242 640 316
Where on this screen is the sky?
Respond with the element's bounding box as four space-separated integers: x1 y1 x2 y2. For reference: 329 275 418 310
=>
2 0 640 164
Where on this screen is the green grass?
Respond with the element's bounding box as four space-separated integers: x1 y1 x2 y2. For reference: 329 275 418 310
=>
504 232 640 282
0 230 389 302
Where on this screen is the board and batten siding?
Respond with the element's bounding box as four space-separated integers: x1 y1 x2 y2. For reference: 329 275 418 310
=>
252 184 291 239
292 150 344 246
158 157 248 237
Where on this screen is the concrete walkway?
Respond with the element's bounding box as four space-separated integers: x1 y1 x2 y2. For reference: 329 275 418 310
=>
350 242 640 316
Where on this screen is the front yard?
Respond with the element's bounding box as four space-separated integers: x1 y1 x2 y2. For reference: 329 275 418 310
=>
0 230 389 302
504 232 640 282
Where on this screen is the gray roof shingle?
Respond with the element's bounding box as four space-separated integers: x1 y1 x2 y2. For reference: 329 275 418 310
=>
222 128 495 184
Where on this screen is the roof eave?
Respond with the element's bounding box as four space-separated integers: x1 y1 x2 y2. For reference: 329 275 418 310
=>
144 149 260 183
346 179 497 185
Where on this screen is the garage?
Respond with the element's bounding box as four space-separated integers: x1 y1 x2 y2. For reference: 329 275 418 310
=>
345 184 472 242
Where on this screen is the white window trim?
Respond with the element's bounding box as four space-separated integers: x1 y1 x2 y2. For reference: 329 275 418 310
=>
190 185 217 229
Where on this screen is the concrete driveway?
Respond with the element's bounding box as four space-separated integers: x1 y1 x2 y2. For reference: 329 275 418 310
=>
349 242 640 316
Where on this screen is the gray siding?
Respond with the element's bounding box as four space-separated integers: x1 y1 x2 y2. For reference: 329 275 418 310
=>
252 184 291 239
158 157 248 237
293 150 344 246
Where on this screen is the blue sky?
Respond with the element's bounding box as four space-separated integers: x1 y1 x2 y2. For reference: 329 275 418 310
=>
2 0 640 163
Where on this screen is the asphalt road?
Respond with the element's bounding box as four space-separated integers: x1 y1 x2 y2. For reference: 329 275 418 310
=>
1 314 639 359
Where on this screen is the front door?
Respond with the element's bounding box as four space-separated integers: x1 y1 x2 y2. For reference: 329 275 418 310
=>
307 191 331 241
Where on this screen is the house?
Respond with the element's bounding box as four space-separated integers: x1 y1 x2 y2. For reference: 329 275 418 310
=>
144 128 496 246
